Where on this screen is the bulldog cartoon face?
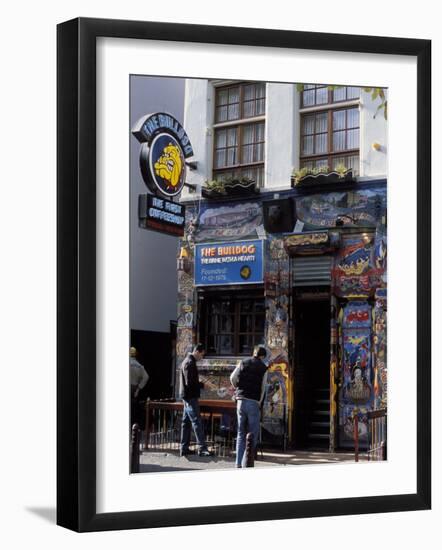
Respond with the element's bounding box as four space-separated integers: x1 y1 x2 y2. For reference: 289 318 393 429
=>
154 143 183 189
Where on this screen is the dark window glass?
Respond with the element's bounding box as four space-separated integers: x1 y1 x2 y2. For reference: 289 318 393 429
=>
203 294 265 356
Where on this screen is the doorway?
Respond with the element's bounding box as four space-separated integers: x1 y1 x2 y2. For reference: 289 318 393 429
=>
293 290 330 450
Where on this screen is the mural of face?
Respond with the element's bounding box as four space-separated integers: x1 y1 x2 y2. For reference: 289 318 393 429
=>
154 143 183 188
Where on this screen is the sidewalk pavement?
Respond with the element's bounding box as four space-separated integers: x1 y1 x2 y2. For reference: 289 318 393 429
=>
139 448 366 473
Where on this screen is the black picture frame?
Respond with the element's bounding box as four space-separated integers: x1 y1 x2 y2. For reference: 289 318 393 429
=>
57 17 431 532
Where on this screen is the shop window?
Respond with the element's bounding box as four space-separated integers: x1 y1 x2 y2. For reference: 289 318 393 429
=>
213 82 266 188
300 85 360 175
201 293 265 356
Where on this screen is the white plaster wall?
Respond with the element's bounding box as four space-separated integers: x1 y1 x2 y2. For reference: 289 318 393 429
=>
359 89 388 178
181 79 212 200
181 80 388 194
265 83 297 188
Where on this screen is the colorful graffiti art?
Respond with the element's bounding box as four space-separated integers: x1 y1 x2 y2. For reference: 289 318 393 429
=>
339 301 373 446
373 289 387 409
262 361 289 437
194 201 263 242
295 187 386 230
333 234 384 298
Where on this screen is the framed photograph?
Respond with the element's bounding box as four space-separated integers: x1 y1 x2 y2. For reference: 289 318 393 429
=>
57 17 431 532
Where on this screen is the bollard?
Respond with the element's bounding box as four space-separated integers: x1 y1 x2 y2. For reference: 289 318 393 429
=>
243 432 255 468
144 399 150 450
354 414 359 462
131 423 141 473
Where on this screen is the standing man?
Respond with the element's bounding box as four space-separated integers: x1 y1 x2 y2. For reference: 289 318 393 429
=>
130 346 149 428
230 346 268 468
179 343 213 457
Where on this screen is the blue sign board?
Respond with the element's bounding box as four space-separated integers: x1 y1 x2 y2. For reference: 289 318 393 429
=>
194 239 264 286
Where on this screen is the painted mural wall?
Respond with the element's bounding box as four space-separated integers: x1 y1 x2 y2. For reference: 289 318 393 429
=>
176 184 387 449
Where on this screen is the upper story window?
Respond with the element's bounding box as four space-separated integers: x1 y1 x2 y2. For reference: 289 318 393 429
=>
300 85 361 174
213 82 266 187
301 84 360 108
215 82 266 122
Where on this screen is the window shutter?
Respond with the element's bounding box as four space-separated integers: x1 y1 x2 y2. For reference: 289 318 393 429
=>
292 256 332 286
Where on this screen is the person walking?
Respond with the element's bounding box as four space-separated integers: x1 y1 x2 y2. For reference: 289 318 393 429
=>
179 343 213 457
230 345 268 468
129 346 149 428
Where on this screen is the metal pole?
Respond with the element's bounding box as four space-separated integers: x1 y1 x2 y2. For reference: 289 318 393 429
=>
354 413 359 462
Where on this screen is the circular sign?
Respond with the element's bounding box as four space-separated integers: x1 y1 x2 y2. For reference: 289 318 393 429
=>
132 112 193 198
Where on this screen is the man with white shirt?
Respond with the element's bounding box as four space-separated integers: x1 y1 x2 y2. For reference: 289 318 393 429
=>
230 346 268 468
130 346 149 428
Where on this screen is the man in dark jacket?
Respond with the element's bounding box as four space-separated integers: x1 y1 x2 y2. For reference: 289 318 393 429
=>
179 343 212 457
230 345 268 467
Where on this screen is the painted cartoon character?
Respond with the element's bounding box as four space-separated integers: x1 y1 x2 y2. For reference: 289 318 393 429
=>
154 143 183 188
345 365 371 404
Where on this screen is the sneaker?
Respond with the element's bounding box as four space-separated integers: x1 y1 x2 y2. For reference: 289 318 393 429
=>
198 448 214 457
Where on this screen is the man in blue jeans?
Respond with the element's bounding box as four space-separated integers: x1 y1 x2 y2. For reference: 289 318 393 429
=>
230 346 268 467
179 343 213 457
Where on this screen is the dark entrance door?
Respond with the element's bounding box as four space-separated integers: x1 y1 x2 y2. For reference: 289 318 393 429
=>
293 290 330 450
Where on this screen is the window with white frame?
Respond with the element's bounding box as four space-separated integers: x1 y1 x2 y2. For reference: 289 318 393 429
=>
213 82 266 188
300 85 361 175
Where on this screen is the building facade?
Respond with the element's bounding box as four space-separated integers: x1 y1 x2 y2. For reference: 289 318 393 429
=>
175 79 387 451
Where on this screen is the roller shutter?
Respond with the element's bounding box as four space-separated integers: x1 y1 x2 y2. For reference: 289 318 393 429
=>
292 255 332 286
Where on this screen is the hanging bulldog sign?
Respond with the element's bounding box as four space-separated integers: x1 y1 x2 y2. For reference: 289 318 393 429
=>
132 112 194 197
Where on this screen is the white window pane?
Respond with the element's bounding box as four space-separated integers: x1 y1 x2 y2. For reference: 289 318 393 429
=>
333 110 346 130
347 108 360 128
347 129 359 149
256 98 265 115
215 150 225 168
303 89 315 106
217 89 228 105
303 115 315 135
242 125 254 144
316 113 328 133
228 104 239 120
302 136 314 155
216 130 226 147
350 155 360 174
332 157 345 169
316 87 328 104
242 144 253 164
333 87 346 102
315 133 327 154
256 122 265 140
347 87 360 99
256 143 264 161
229 87 239 103
244 84 254 101
256 83 266 98
317 158 329 168
227 128 237 146
243 101 254 118
216 106 228 122
333 130 346 151
227 148 237 165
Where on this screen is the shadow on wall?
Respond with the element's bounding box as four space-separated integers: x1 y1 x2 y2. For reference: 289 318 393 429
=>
131 329 174 401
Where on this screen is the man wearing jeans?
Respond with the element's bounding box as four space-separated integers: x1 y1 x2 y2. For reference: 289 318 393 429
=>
230 346 268 468
179 343 213 457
